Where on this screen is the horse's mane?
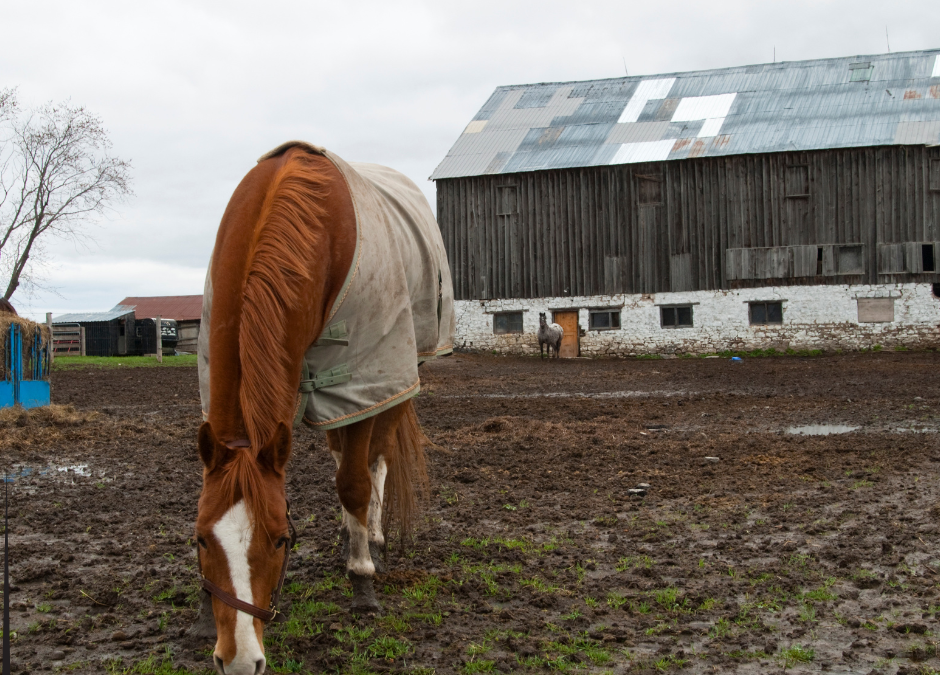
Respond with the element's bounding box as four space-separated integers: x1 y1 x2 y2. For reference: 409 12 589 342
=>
239 150 331 459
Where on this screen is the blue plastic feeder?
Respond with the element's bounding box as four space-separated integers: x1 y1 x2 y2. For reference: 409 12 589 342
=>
0 322 51 409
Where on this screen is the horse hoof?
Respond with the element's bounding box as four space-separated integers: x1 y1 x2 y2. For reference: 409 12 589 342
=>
369 541 386 574
348 572 381 614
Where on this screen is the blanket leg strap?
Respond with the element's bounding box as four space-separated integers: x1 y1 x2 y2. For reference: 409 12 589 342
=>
294 362 353 427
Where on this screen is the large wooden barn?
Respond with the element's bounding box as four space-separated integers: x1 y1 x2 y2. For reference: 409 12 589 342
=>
432 48 940 356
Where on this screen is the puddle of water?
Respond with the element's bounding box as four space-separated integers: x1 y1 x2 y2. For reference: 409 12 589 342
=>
3 463 95 482
787 424 859 436
442 390 688 400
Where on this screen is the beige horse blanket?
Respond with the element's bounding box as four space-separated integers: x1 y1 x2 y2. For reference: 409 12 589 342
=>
198 142 455 430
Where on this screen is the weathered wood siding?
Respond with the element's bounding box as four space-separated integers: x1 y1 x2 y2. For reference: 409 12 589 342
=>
436 146 940 300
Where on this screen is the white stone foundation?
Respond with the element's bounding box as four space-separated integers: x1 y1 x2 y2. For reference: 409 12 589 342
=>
454 283 940 356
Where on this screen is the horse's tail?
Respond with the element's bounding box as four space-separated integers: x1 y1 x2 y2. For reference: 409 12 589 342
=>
383 398 429 546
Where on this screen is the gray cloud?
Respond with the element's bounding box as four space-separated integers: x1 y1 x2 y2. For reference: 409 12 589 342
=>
3 0 938 317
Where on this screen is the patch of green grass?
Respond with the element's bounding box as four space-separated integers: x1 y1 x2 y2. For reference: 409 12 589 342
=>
801 581 837 603
697 597 718 612
105 648 209 674
368 636 411 660
850 480 874 490
377 614 412 633
652 653 689 671
53 355 198 371
521 577 561 594
778 644 815 668
652 586 686 613
403 576 442 605
728 648 768 660
616 555 654 572
405 611 443 626
267 659 305 674
463 660 496 674
606 592 628 609
710 617 732 638
798 603 817 623
466 640 491 657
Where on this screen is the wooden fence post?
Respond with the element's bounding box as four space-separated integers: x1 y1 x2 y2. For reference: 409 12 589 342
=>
79 327 86 357
46 312 54 363
156 315 163 364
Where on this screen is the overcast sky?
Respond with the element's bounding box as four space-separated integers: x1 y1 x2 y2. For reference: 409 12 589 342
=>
3 0 939 319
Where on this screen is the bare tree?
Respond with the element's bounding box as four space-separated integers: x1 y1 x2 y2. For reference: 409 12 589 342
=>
0 95 132 300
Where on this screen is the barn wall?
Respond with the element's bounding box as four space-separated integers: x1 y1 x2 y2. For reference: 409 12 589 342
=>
453 283 940 356
437 145 940 301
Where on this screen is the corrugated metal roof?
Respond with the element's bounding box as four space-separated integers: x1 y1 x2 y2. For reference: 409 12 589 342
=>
52 309 135 324
114 295 203 321
431 49 940 180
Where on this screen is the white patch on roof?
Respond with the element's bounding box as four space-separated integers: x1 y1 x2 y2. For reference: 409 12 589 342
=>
698 117 726 138
932 55 940 78
464 120 487 134
672 93 737 122
608 139 676 165
617 78 676 124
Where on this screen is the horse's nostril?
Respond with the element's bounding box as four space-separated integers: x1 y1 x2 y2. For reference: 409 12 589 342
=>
213 654 225 673
254 657 266 675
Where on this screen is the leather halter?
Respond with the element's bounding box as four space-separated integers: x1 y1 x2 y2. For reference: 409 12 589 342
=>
198 499 298 623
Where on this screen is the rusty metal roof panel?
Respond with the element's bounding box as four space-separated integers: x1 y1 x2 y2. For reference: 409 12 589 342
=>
432 48 940 180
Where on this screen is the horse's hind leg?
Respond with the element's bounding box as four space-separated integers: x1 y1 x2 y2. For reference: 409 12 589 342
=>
328 418 382 612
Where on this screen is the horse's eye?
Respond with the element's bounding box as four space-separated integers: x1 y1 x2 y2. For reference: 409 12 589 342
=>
276 536 290 550
196 536 209 549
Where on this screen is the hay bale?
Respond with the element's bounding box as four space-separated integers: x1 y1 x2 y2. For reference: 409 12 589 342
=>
0 314 52 381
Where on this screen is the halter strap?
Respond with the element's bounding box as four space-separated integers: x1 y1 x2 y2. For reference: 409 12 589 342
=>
198 499 298 623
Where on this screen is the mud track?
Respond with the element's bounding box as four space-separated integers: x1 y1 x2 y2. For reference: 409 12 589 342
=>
2 352 940 674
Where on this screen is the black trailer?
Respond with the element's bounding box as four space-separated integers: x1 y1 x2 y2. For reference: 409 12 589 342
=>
134 318 178 356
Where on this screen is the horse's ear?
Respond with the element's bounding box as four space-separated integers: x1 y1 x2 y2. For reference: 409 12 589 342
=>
197 422 223 470
260 422 291 474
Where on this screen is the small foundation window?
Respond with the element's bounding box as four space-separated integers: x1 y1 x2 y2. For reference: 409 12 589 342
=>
749 301 783 325
923 244 935 273
493 311 523 335
816 247 824 275
589 309 621 330
661 305 693 328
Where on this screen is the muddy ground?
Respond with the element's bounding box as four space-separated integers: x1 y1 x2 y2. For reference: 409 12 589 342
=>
3 352 940 675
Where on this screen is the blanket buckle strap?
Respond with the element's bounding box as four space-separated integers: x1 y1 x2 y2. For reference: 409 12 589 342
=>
294 361 353 427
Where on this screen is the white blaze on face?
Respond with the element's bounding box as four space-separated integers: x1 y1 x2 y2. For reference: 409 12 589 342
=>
213 500 266 674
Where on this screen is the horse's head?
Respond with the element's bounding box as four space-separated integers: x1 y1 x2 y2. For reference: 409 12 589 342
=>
195 422 293 675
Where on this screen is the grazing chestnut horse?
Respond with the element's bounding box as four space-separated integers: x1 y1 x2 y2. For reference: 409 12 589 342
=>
193 142 454 675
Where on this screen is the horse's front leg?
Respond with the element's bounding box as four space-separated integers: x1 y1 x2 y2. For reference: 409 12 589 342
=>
329 419 382 612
